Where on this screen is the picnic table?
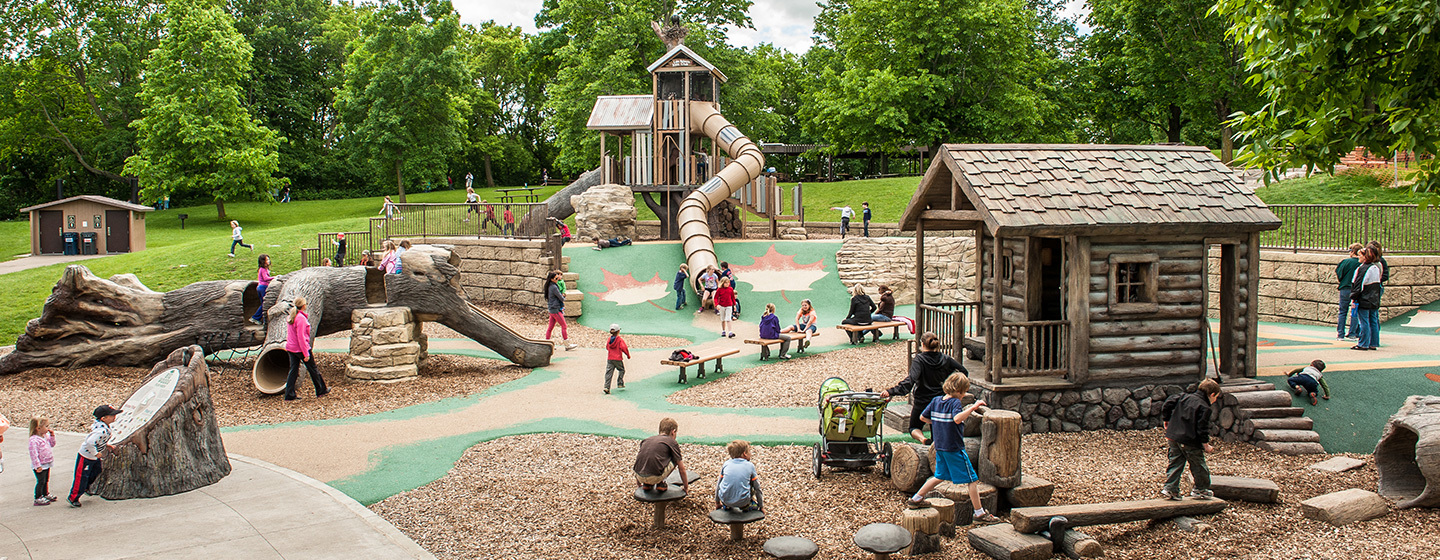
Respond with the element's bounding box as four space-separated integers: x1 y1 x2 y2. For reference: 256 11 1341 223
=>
497 186 542 203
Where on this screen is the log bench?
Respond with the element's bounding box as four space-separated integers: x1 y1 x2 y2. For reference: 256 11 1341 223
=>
836 321 905 344
709 508 765 541
744 332 812 360
661 349 738 383
1009 497 1228 533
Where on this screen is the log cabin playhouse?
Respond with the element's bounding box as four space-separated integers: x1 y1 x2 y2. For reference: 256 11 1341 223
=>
900 144 1281 432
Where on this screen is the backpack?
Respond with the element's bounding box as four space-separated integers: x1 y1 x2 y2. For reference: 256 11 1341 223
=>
670 349 697 361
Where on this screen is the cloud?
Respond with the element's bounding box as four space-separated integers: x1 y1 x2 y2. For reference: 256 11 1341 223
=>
451 0 544 33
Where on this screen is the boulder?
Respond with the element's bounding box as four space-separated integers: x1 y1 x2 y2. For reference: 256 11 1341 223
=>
570 183 637 242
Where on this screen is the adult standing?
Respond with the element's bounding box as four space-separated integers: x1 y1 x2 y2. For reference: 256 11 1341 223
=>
1335 243 1362 340
283 297 329 400
1349 247 1383 351
881 332 967 443
862 201 872 237
830 204 854 238
545 270 578 351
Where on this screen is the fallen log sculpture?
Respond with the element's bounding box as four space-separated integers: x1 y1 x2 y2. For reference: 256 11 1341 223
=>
1376 395 1440 508
89 345 230 499
0 267 264 374
890 443 936 493
0 245 554 388
1009 497 1228 533
1209 475 1279 503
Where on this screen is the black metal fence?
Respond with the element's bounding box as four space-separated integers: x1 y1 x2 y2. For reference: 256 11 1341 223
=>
1262 204 1440 254
369 202 551 241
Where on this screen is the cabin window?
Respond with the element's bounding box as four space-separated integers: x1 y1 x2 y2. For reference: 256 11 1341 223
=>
1002 248 1014 286
1107 253 1159 314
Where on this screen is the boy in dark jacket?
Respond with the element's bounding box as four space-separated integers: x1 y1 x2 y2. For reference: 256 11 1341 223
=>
881 332 967 443
1160 378 1221 500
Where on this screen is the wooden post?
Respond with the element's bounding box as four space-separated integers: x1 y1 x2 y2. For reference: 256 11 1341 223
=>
916 217 925 333
980 410 1023 488
1067 236 1090 384
1245 232 1261 377
930 497 957 537
898 507 942 555
1217 243 1236 376
991 233 1005 384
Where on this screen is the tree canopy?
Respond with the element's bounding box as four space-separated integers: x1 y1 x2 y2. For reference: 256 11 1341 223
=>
122 0 286 217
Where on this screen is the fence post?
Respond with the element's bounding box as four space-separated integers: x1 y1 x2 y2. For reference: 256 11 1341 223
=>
1362 205 1370 245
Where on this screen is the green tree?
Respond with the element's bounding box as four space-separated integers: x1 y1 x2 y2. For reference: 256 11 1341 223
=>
334 0 469 201
1082 0 1257 161
123 0 286 218
801 0 1071 154
1214 0 1440 192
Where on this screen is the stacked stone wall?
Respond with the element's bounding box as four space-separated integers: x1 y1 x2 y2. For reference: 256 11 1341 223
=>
974 383 1197 435
1207 250 1440 325
347 307 428 382
438 237 555 311
834 237 976 305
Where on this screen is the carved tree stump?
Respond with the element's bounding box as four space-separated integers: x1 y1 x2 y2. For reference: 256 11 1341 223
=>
890 443 935 493
980 410 1023 489
929 497 957 537
1376 395 1440 508
0 266 263 375
898 507 941 555
90 346 231 499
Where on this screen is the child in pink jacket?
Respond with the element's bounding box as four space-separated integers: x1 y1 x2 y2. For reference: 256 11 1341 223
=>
283 297 330 401
29 417 57 505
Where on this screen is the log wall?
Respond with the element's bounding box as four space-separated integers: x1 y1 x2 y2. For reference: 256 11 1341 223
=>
1086 239 1206 384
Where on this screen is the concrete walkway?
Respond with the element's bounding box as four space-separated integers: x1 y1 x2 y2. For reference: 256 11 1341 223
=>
0 432 434 560
0 254 108 275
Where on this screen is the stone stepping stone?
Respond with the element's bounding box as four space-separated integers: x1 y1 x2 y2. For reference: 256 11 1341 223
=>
763 536 818 559
854 522 911 559
1308 457 1365 473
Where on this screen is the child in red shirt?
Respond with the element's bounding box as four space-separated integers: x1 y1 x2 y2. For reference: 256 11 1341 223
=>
715 277 737 338
604 324 630 394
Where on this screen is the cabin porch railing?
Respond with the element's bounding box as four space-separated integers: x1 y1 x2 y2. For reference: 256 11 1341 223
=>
917 302 980 360
987 319 1070 383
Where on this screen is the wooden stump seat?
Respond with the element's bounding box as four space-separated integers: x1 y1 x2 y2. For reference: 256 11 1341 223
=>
709 508 765 541
763 536 818 560
660 349 738 383
835 321 905 344
853 522 912 560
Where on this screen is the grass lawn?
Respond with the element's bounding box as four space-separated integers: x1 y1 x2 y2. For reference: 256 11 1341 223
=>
1254 172 1432 205
0 221 31 262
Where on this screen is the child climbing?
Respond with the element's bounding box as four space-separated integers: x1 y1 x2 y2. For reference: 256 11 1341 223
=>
604 324 629 394
905 373 998 524
229 220 253 257
715 440 764 513
251 254 272 324
1286 360 1330 405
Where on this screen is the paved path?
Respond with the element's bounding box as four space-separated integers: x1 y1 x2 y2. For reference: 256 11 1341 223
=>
0 432 434 560
0 254 108 275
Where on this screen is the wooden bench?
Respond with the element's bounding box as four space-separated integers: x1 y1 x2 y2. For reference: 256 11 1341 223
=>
744 332 813 360
836 321 905 345
1009 497 1229 533
661 349 739 383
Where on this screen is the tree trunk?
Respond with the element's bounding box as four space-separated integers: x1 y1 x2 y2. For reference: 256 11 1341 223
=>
1216 98 1234 163
90 345 231 499
1166 103 1184 143
484 153 496 188
215 198 227 220
540 167 605 220
1376 395 1440 508
0 266 263 375
890 443 935 493
980 409 1023 488
251 266 380 394
395 159 406 203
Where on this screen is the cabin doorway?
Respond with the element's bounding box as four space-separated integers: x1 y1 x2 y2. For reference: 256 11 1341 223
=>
1029 237 1064 321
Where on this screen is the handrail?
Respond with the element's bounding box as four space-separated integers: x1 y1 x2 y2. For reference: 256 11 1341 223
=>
988 318 1070 383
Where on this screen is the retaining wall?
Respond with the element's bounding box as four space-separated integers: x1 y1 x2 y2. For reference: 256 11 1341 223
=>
1208 250 1440 325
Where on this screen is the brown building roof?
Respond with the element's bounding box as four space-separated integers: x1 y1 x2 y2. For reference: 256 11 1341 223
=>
21 194 154 213
900 144 1281 235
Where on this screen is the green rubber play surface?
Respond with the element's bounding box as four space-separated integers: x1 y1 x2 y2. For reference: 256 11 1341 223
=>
1259 365 1440 454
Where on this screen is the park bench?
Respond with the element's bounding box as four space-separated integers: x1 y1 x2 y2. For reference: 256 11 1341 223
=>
496 186 541 203
660 348 738 383
836 321 905 345
744 332 813 360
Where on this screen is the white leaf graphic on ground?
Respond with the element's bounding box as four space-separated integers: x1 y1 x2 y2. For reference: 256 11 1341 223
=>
729 245 828 292
1401 309 1440 329
587 269 670 306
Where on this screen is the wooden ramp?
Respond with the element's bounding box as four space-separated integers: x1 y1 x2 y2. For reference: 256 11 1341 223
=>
1009 497 1228 533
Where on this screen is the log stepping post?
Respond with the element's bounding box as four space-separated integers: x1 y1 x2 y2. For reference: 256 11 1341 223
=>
897 506 942 555
853 523 911 560
1209 475 1279 503
763 536 818 560
941 481 999 524
709 508 765 541
889 443 936 493
1300 488 1390 526
633 486 687 529
929 497 957 537
1376 395 1440 508
980 410 1023 489
1001 475 1055 508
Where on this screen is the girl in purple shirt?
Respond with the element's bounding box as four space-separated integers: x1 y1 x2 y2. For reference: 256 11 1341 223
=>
251 254 272 324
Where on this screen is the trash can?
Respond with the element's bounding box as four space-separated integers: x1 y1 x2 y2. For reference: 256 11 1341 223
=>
62 232 79 255
80 232 98 255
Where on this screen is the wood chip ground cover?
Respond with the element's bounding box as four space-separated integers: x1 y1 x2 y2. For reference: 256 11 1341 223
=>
372 431 1439 560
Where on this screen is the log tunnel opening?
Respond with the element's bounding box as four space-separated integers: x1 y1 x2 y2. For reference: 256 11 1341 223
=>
1377 425 1425 501
366 267 386 305
242 282 260 320
253 347 292 395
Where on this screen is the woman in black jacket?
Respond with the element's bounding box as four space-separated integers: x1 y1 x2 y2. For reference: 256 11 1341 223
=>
881 332 968 442
841 284 875 343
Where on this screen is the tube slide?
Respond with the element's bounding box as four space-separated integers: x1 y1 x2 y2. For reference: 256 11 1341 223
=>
679 101 766 287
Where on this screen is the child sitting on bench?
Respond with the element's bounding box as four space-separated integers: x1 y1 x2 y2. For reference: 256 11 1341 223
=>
634 418 689 493
1286 359 1330 406
715 440 764 513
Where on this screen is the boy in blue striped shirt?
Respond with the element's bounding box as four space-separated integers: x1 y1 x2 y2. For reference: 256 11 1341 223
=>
906 373 1000 524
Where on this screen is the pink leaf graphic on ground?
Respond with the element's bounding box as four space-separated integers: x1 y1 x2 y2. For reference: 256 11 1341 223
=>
729 245 828 292
586 268 670 306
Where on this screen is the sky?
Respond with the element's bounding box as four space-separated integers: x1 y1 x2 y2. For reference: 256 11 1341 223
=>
451 0 1090 54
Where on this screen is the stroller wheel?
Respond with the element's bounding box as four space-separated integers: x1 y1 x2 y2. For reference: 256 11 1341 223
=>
812 443 823 479
881 442 894 478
